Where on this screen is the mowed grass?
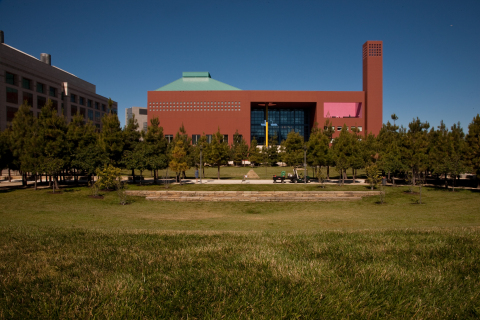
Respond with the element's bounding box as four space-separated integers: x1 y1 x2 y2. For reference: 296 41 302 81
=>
1 186 480 318
122 165 362 180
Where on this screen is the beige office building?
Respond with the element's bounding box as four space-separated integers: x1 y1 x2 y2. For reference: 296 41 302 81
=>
125 106 148 132
0 30 117 131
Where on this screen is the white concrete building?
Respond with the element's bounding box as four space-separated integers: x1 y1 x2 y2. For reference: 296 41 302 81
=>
0 30 117 131
125 106 148 132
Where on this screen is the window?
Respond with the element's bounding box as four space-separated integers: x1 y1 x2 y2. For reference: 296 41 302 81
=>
95 111 100 121
79 97 84 105
6 72 16 85
37 96 46 109
357 126 363 132
88 109 93 121
139 109 147 115
71 105 77 115
102 104 106 112
206 135 212 143
88 99 92 108
36 82 45 93
165 135 173 143
337 126 342 131
22 78 32 90
234 134 243 144
52 100 58 113
111 108 117 115
70 94 76 103
80 107 86 118
223 135 228 144
6 106 17 122
192 134 200 145
143 122 148 132
95 102 99 110
49 87 57 97
22 92 33 106
6 87 18 104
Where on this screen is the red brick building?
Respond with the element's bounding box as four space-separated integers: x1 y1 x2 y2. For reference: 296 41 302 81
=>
147 41 382 145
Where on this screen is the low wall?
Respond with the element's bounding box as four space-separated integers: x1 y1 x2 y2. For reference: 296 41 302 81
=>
125 190 381 202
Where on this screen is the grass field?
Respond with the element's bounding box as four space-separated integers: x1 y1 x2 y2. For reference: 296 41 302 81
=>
1 185 479 318
122 165 364 180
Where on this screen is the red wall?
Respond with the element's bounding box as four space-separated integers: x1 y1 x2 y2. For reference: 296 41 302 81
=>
147 90 366 143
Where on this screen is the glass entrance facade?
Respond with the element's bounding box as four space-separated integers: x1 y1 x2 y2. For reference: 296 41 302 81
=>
251 106 311 145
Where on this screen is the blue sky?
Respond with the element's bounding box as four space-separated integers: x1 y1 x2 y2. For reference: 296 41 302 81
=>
1 0 479 131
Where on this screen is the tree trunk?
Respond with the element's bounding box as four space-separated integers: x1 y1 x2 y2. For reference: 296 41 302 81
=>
352 168 356 184
139 170 143 185
217 166 220 180
387 171 390 181
444 172 448 189
34 174 37 191
154 170 157 183
392 174 396 187
8 168 11 182
131 169 135 183
327 166 330 179
453 174 456 192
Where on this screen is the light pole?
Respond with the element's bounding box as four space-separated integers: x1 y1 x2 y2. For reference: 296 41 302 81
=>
303 144 307 185
199 145 203 184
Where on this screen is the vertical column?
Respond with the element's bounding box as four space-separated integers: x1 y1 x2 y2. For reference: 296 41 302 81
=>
362 41 383 135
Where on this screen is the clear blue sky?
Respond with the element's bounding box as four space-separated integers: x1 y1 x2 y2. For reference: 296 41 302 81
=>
1 0 479 131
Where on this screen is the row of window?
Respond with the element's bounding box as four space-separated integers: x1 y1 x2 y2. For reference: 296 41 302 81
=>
325 126 363 132
70 105 104 122
150 101 241 106
6 71 113 113
149 107 241 112
163 134 235 144
6 71 57 97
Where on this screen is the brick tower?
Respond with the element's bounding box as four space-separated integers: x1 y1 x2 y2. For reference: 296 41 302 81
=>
363 41 383 135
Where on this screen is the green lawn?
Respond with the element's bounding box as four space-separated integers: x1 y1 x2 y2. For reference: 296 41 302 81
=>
1 186 479 318
122 165 366 180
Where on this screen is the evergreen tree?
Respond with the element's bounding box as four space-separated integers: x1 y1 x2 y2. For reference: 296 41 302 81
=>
37 99 68 192
281 131 304 167
323 119 335 179
67 114 98 184
9 101 36 186
205 128 230 180
143 117 168 183
231 130 248 166
169 139 190 183
306 125 329 179
248 137 262 166
448 122 467 191
428 121 451 188
332 125 351 185
169 124 194 179
99 111 124 165
466 114 480 188
0 129 14 180
401 118 430 185
262 132 279 166
122 115 142 179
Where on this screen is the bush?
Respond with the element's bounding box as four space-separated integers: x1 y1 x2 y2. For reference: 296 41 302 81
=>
95 165 121 190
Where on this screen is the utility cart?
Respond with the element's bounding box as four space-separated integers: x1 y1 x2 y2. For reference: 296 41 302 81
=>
272 171 286 183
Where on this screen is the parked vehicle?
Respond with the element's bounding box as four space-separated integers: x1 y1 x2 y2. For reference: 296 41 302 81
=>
273 171 286 183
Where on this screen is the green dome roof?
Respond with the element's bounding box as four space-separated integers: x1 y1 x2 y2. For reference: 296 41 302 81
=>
155 72 241 91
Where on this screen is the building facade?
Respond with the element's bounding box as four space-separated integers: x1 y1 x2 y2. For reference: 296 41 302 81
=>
0 31 117 131
125 106 148 132
148 41 382 145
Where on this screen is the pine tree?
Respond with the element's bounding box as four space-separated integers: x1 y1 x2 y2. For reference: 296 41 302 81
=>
448 122 466 191
306 125 329 179
401 118 430 185
205 128 230 180
231 130 248 166
143 117 168 183
99 111 124 165
37 99 68 192
169 139 190 183
9 101 36 186
281 131 304 167
122 115 141 179
67 113 98 184
248 137 262 166
332 125 351 185
466 114 480 188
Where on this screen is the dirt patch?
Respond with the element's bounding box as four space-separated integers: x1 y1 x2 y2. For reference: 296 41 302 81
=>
404 191 419 195
89 195 104 199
